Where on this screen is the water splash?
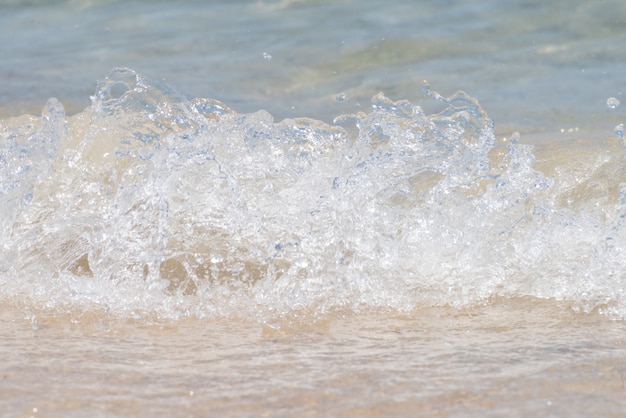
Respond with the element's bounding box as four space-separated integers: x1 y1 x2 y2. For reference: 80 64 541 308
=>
606 97 620 109
1 68 625 320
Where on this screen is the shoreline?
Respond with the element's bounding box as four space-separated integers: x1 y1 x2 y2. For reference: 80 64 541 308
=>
2 297 624 417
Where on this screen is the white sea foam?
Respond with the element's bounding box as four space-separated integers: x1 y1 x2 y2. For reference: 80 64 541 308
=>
1 68 625 320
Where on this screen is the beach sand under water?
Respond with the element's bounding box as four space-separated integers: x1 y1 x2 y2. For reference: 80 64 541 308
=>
2 299 625 418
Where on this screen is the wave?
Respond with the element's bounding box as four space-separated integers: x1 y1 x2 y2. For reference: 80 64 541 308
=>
1 68 625 321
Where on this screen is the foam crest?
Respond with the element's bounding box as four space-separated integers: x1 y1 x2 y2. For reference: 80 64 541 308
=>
1 68 625 320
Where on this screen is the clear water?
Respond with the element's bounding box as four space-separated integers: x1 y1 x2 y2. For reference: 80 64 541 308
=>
1 0 626 416
2 0 625 130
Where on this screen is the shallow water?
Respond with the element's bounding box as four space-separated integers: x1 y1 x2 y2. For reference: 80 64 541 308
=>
2 299 625 418
2 0 625 131
2 0 626 416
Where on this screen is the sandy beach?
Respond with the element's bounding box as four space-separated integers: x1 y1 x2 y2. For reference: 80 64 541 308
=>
2 298 624 417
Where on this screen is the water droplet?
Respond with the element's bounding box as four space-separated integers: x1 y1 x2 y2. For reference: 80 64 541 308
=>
607 97 620 109
335 93 346 102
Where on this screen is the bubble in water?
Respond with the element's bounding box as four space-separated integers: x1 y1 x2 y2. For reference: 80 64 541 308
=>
262 52 272 61
109 82 130 99
614 123 624 137
607 97 620 109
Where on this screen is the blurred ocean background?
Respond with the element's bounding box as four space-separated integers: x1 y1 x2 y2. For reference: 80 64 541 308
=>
1 0 625 132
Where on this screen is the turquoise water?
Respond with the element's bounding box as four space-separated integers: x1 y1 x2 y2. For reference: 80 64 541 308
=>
2 0 625 131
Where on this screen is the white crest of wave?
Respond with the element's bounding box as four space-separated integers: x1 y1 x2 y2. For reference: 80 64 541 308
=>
1 68 625 320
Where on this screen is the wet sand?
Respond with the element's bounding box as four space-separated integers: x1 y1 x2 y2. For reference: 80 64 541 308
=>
2 298 624 417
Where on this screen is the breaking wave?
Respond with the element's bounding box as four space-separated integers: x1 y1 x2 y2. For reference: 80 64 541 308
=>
1 68 625 321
